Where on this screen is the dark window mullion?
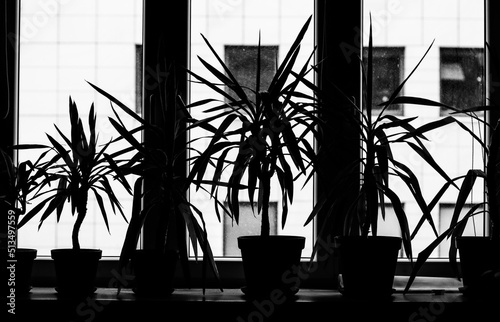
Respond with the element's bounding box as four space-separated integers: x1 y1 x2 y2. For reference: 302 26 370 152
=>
487 0 500 125
313 0 362 288
142 0 189 249
0 0 20 154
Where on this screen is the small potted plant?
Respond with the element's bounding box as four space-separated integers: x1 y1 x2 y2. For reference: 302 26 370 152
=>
304 20 459 298
17 98 133 297
88 63 220 297
186 16 322 297
1 146 45 295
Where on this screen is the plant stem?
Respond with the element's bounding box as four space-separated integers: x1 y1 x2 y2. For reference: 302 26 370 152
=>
362 135 376 237
72 189 88 251
260 172 271 237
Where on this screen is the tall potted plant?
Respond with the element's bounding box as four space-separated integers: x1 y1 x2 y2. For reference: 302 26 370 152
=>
186 16 322 297
17 98 133 297
88 63 220 296
304 20 460 297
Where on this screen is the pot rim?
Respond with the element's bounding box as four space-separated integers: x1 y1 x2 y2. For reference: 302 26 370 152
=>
334 235 402 249
51 248 102 252
237 235 306 249
237 235 306 240
51 248 102 259
334 235 402 241
455 236 493 240
15 248 38 252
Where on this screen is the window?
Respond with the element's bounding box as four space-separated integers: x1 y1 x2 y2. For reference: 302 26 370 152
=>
363 47 405 115
364 0 485 258
221 45 280 256
440 47 484 113
5 0 496 287
17 0 143 257
189 0 315 258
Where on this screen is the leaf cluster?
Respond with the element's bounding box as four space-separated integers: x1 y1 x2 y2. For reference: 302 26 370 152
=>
17 98 132 250
88 63 220 291
186 16 322 236
0 146 45 216
304 18 458 262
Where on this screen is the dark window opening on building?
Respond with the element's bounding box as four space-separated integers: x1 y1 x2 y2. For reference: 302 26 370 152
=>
224 45 279 102
440 47 484 114
363 47 405 115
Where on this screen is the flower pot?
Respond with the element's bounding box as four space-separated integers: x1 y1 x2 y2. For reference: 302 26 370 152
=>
5 248 37 296
51 248 101 297
131 249 178 297
238 235 305 297
456 236 500 296
14 248 37 295
334 236 401 298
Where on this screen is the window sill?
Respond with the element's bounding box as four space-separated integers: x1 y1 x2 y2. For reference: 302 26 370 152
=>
28 257 459 289
15 277 499 322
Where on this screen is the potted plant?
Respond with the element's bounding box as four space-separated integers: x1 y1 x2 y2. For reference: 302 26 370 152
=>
405 106 500 296
303 20 459 298
186 16 322 297
17 98 133 297
88 63 220 296
1 146 45 295
404 42 500 296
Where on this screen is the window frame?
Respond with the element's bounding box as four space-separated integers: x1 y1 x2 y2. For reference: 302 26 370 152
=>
3 0 500 289
1 0 19 159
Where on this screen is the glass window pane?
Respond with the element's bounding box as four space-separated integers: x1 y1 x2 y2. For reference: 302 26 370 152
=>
18 0 143 257
223 201 278 256
189 0 315 258
364 0 485 258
